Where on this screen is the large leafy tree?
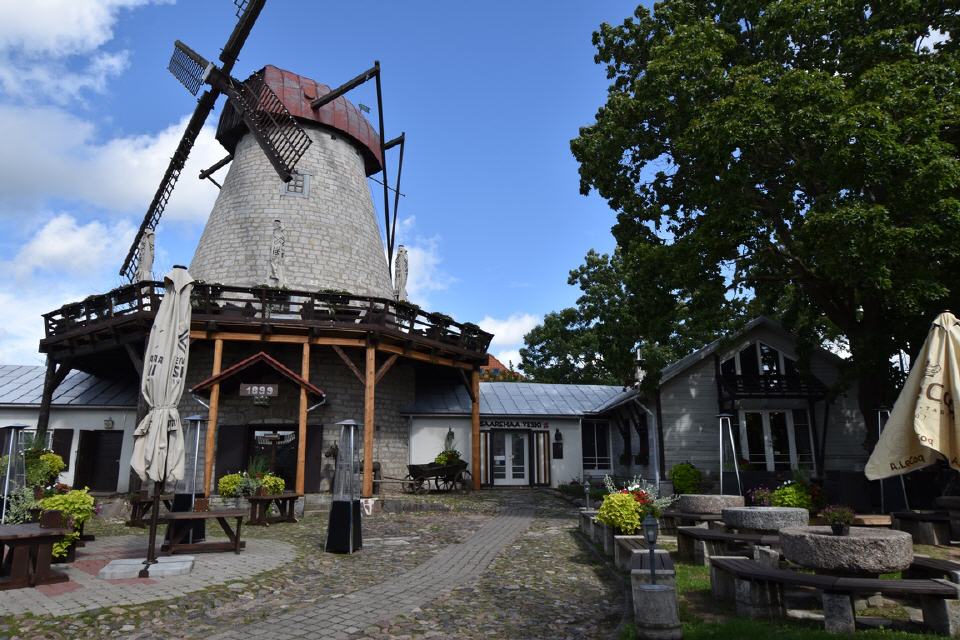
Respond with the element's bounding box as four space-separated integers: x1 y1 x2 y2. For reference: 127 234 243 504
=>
569 0 960 444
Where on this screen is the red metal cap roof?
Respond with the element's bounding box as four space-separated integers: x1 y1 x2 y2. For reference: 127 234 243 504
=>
216 65 383 176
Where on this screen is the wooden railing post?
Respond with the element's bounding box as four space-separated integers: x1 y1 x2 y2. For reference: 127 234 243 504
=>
203 339 224 497
296 343 310 495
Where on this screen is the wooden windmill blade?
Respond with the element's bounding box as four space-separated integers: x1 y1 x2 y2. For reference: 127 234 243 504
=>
119 0 268 281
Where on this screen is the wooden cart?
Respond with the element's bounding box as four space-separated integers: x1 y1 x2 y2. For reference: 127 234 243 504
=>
402 461 471 494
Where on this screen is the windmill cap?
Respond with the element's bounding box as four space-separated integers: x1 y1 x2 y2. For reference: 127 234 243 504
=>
215 65 383 176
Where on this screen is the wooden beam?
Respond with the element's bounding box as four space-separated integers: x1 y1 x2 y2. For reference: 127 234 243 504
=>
362 344 376 498
296 343 310 495
471 368 481 490
35 357 73 445
203 339 224 497
332 345 365 385
189 330 368 349
458 369 476 403
125 344 144 377
376 342 475 370
375 354 399 384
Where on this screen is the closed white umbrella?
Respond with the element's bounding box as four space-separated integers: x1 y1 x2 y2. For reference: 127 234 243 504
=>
865 312 960 480
131 266 193 483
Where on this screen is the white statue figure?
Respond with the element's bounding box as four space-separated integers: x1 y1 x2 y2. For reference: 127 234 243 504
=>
269 218 286 288
135 229 155 282
394 245 408 301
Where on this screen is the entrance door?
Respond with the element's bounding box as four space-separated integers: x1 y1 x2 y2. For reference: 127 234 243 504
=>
73 430 122 492
491 431 527 485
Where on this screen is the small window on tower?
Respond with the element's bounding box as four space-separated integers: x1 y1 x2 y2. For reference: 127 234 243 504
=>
279 171 310 198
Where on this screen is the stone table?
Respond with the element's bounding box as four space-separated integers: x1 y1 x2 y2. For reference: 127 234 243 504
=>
722 506 809 533
673 494 744 514
780 526 913 576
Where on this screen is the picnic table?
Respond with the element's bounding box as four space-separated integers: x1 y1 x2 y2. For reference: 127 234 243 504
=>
0 523 70 590
126 493 175 527
247 493 300 526
159 509 246 554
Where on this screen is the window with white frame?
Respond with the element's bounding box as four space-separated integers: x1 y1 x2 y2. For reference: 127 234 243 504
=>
737 409 815 472
720 341 799 378
581 420 611 471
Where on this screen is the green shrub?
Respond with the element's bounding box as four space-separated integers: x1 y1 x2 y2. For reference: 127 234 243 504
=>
39 488 95 559
25 452 66 488
218 473 245 497
595 491 642 534
670 462 702 494
4 486 37 524
261 473 285 495
434 449 462 465
771 481 812 510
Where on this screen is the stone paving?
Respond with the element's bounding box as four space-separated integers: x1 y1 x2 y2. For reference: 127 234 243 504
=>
0 490 626 639
0 537 295 617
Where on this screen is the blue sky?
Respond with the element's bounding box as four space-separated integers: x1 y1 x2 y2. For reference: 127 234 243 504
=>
0 0 642 367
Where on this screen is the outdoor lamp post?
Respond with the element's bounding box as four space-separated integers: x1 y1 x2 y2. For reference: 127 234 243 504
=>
584 482 590 510
643 513 659 585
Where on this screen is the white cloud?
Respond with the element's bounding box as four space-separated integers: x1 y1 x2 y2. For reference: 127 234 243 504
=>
494 349 522 370
11 214 135 279
479 313 540 347
0 0 169 103
0 287 90 365
0 106 225 222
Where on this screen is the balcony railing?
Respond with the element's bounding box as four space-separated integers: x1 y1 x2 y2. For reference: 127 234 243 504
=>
42 281 493 357
719 373 827 399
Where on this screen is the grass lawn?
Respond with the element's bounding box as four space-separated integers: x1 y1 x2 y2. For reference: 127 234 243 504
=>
622 546 949 640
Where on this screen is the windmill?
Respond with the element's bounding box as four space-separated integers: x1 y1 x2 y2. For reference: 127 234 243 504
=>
118 0 312 282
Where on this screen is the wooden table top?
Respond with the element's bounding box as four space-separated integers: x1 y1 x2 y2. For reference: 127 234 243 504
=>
246 494 302 501
0 523 70 541
159 509 246 520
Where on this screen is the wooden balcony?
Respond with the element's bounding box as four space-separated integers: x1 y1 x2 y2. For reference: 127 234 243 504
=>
40 281 493 371
718 373 827 399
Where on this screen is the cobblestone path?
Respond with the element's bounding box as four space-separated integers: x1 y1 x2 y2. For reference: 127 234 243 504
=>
211 508 534 639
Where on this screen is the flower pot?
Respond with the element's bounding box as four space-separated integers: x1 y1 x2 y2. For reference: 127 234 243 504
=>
830 523 850 536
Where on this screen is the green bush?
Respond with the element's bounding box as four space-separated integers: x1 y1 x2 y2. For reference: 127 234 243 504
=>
771 481 812 510
25 452 66 488
595 491 642 534
218 473 245 497
434 449 462 465
39 488 95 559
4 486 37 524
670 462 702 494
261 473 285 495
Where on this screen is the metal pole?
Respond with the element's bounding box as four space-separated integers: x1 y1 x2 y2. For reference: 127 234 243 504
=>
1 429 16 524
140 426 169 578
727 418 742 495
878 411 885 514
649 541 656 585
719 415 724 496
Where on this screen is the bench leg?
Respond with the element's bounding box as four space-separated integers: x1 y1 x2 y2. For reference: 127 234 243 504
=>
822 591 856 634
735 578 783 619
677 534 694 562
921 596 960 636
695 540 721 566
753 545 780 569
709 557 742 603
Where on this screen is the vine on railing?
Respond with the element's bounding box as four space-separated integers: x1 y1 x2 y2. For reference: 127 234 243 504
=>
42 281 493 355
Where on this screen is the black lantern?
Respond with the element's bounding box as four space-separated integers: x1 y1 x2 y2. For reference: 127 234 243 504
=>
643 513 659 584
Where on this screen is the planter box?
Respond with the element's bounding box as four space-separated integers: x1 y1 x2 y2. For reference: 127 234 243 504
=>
602 523 616 557
615 535 646 571
579 509 598 538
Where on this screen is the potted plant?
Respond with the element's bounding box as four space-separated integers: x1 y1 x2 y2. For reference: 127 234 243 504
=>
821 505 855 536
38 488 95 562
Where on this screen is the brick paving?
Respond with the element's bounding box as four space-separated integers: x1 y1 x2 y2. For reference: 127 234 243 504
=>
210 508 534 640
0 536 295 617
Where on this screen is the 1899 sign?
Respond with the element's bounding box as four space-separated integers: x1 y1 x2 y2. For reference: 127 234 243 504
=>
239 383 278 397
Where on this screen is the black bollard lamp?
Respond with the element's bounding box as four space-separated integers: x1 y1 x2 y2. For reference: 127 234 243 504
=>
643 513 659 584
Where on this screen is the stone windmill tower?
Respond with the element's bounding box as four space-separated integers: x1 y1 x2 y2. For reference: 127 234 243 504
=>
189 66 393 297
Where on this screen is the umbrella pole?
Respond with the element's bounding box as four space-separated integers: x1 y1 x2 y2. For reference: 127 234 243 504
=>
140 428 170 579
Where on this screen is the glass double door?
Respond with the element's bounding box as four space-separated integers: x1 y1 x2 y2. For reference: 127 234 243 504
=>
491 431 527 485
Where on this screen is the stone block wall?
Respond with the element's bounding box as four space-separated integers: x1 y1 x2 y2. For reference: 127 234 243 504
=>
189 124 394 298
178 340 415 494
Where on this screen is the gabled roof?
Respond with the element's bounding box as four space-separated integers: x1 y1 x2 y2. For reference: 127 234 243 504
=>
0 365 137 407
190 351 325 400
402 381 622 417
657 315 844 386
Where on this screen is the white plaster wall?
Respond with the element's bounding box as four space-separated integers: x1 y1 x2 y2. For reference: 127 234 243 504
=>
550 419 583 487
0 407 138 492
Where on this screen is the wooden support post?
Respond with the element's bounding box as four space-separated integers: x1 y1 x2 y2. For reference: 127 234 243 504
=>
203 339 224 497
296 342 310 495
35 356 72 446
471 368 481 490
362 344 376 498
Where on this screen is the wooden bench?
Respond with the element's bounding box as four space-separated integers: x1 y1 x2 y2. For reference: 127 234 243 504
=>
630 549 676 588
615 536 647 571
893 511 952 545
126 493 174 527
907 556 960 583
0 522 70 590
661 510 724 532
710 556 960 635
159 509 245 554
677 526 779 565
246 493 300 526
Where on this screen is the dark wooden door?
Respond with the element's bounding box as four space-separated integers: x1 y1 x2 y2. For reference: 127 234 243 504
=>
74 431 122 492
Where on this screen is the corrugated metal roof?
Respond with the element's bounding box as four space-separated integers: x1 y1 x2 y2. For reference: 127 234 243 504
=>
0 366 137 407
403 381 623 417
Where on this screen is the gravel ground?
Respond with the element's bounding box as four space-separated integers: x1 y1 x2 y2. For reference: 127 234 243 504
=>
0 490 625 640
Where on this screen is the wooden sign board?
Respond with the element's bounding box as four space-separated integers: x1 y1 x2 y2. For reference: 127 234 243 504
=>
239 383 279 397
